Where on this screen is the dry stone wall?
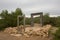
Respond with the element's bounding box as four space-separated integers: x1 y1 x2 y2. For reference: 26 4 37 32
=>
4 25 52 38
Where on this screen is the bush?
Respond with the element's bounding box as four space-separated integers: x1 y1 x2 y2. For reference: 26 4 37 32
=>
25 18 31 25
53 27 60 40
0 19 6 31
43 13 50 25
55 16 60 27
50 17 56 26
0 8 23 31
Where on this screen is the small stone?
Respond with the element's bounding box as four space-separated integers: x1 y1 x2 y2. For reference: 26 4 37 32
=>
10 34 22 37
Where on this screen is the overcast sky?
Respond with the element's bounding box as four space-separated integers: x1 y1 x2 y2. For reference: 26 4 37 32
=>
0 0 60 17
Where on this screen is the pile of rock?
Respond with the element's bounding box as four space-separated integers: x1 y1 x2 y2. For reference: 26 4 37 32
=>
4 27 18 34
23 25 52 38
4 25 52 38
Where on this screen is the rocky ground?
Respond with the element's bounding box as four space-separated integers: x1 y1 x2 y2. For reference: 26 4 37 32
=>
0 24 58 40
0 32 53 40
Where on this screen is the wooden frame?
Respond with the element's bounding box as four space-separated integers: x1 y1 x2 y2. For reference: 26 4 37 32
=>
31 12 43 27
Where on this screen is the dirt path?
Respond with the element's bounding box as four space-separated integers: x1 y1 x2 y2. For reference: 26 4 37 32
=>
0 32 19 40
0 32 52 40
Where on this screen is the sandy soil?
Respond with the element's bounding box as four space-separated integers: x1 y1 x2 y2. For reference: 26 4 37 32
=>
0 32 53 40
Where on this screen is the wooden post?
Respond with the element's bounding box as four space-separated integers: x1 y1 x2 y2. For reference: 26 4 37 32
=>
23 14 25 27
17 16 19 27
31 15 34 26
17 16 20 33
17 15 26 34
40 13 43 27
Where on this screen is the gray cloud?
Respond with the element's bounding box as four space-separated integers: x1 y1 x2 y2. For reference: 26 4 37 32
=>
0 0 60 17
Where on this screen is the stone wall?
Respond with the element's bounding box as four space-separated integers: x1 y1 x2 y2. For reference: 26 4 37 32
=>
4 25 52 38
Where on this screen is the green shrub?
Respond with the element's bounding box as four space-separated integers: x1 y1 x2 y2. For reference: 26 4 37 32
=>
53 27 60 40
0 19 6 31
0 8 23 31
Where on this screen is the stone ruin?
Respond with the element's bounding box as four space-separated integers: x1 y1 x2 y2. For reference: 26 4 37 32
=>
17 12 43 34
4 12 52 38
31 12 43 27
17 12 43 27
4 25 52 38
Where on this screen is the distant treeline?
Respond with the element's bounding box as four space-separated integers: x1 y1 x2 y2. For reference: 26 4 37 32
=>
26 13 60 27
0 8 60 31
